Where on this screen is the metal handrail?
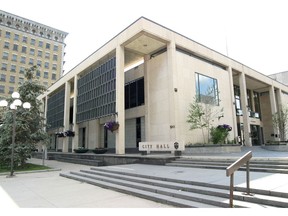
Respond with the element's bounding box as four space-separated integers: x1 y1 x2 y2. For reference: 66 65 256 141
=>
226 151 252 208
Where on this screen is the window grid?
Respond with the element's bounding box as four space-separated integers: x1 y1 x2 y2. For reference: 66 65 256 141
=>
76 56 116 123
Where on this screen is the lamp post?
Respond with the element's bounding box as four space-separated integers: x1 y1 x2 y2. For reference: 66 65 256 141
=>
0 92 31 177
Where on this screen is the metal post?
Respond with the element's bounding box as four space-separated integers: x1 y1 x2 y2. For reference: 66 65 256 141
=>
229 173 234 208
246 161 250 195
9 109 16 177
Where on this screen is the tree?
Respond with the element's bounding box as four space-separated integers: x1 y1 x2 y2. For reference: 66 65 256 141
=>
187 87 223 144
0 66 49 168
272 105 288 141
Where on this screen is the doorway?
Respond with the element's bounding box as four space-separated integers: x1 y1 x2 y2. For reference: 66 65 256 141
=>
250 125 262 146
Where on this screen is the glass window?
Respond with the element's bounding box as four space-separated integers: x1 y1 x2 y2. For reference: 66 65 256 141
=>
20 67 25 74
30 48 35 55
29 58 34 65
10 65 16 72
36 70 41 77
53 45 58 52
13 44 18 51
14 34 19 41
44 71 49 78
21 46 27 53
0 85 5 93
5 31 11 39
4 42 9 49
20 56 26 64
38 41 43 47
44 62 49 69
45 52 50 59
2 52 8 60
52 64 57 70
31 38 36 45
0 74 6 81
9 76 15 83
19 77 24 84
52 73 57 80
125 78 145 109
8 86 14 94
22 36 27 43
1 63 7 71
37 60 42 67
195 73 219 105
53 54 58 61
12 54 17 62
46 43 50 49
38 50 42 57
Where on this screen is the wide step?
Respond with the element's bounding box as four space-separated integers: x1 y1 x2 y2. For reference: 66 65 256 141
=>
60 166 288 208
166 159 288 174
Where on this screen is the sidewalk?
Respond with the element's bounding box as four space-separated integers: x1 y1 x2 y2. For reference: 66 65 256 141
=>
1 146 288 209
0 159 171 208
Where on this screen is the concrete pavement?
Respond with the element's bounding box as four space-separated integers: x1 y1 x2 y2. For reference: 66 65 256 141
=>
1 146 288 209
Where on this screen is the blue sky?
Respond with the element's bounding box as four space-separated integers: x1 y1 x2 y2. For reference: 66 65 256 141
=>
2 0 288 75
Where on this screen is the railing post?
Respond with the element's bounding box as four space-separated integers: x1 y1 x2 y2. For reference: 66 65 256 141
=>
226 151 252 208
229 173 234 208
246 161 251 195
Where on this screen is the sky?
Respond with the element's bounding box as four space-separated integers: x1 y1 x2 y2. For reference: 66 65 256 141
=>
2 0 288 76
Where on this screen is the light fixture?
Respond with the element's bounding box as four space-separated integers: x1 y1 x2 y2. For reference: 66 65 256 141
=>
0 92 31 177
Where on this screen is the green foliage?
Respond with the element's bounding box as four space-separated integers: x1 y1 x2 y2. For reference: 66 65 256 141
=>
210 126 229 144
272 105 288 141
0 163 50 173
187 87 224 144
0 66 49 168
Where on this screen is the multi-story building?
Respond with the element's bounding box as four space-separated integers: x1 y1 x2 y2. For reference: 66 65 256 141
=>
269 71 288 86
0 10 68 98
38 17 288 154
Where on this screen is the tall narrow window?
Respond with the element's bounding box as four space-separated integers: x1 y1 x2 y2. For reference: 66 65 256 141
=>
195 73 219 105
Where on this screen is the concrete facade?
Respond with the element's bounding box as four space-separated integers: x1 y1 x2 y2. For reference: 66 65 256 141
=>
38 17 288 154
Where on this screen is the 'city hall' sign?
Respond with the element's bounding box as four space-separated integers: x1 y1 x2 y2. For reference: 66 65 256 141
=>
139 141 184 153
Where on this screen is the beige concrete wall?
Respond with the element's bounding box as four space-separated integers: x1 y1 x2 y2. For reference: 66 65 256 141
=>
146 52 170 141
176 52 235 145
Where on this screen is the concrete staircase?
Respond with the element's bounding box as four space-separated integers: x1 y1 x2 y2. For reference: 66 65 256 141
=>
60 167 288 208
165 158 288 174
54 154 105 166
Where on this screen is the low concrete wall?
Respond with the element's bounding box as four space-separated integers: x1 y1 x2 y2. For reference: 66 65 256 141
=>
183 144 242 154
262 144 288 152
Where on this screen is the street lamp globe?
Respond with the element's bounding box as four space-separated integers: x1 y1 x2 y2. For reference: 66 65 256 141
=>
23 102 31 109
13 99 22 107
11 92 20 99
0 100 8 107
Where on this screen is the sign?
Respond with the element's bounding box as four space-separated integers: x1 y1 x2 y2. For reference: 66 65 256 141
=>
139 141 184 152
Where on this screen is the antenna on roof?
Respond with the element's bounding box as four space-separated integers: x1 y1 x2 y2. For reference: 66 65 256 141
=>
225 36 229 57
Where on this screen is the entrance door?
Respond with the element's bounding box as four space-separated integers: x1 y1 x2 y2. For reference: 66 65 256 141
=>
250 125 261 145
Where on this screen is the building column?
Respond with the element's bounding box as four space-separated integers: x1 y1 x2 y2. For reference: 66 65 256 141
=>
275 88 283 111
72 75 79 150
144 54 150 142
42 96 48 156
228 67 238 142
62 81 71 152
269 85 277 114
269 85 278 140
239 72 251 146
167 41 179 143
115 45 125 154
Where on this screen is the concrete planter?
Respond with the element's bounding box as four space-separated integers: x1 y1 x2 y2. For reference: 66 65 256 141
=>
92 148 108 154
183 144 241 154
73 149 89 153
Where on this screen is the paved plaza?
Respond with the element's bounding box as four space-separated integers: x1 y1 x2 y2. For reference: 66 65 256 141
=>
0 146 288 211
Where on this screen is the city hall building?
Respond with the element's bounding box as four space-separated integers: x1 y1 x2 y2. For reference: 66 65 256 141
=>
38 17 288 154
